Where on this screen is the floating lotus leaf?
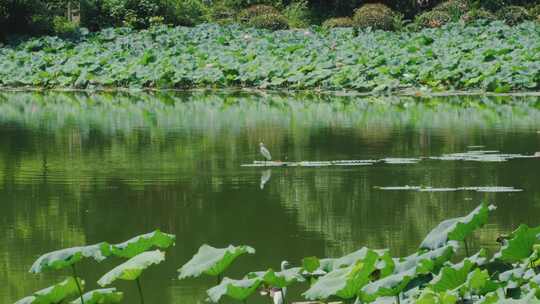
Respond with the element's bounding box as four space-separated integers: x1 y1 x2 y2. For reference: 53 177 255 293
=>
178 244 255 279
206 277 262 302
458 268 499 296
109 230 175 258
15 277 84 304
303 249 379 300
247 267 304 288
70 288 123 304
360 243 457 302
429 249 487 292
415 289 458 304
98 250 165 286
493 224 540 263
301 256 321 273
30 243 111 273
420 203 495 250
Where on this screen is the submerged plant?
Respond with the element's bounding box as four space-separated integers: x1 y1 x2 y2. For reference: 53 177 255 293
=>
98 250 166 304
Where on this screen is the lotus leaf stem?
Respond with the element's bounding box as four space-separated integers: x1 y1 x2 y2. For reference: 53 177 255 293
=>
464 237 470 256
280 288 286 304
71 264 84 304
136 277 145 304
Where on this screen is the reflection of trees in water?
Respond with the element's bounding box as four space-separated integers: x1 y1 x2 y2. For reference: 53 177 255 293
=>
0 92 539 302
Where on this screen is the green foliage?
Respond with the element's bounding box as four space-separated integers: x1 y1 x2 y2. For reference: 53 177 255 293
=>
160 0 209 26
247 12 289 29
283 0 310 28
70 288 123 304
15 277 85 304
108 230 176 258
420 203 495 250
30 243 110 273
178 244 256 279
498 5 532 25
493 224 540 263
322 17 354 28
461 8 497 24
353 3 396 30
97 250 166 286
238 4 279 22
1 22 539 91
207 277 262 302
53 16 79 36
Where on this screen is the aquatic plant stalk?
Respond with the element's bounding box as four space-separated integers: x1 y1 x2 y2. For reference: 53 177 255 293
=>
136 278 145 304
71 264 85 304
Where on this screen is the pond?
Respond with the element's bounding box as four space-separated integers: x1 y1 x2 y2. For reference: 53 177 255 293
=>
1 91 539 303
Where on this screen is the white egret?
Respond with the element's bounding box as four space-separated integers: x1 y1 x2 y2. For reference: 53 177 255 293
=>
259 142 272 161
260 169 272 190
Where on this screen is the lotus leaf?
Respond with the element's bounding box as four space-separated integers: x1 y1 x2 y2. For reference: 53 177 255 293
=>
178 244 255 279
70 288 123 304
429 249 488 292
304 249 379 300
98 250 165 286
420 203 495 250
206 277 262 302
30 243 111 273
109 230 175 258
15 277 84 304
247 267 304 288
493 224 540 263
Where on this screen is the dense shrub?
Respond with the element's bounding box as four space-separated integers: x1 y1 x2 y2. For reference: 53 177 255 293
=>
248 12 289 29
415 9 452 28
283 0 310 28
238 4 279 22
322 17 354 28
53 16 79 36
460 8 497 24
497 5 531 25
160 0 209 26
529 4 540 18
353 3 396 30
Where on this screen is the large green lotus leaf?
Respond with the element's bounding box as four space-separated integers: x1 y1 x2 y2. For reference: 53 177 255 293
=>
301 256 320 273
493 224 540 263
70 288 123 304
206 277 262 302
319 247 391 273
30 243 111 273
109 230 175 258
303 249 379 300
178 244 255 279
429 249 487 292
360 243 457 302
477 289 540 303
247 267 304 288
458 268 499 296
420 203 495 250
415 289 459 304
98 250 165 286
15 277 84 304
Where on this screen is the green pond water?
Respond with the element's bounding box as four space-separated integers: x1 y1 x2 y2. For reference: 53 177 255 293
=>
1 91 539 303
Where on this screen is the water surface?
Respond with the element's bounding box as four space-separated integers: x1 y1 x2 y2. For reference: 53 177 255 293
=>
1 92 539 303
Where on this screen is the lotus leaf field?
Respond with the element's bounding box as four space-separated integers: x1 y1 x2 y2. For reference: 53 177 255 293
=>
0 21 539 92
15 203 540 303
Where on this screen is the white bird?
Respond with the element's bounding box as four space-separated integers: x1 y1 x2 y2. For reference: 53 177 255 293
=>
259 142 272 161
260 169 272 190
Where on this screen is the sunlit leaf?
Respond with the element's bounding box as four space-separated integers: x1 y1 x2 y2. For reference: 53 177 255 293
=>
420 203 495 250
15 277 84 304
98 250 165 286
70 288 123 304
207 277 262 302
178 244 255 279
30 243 111 273
109 230 175 258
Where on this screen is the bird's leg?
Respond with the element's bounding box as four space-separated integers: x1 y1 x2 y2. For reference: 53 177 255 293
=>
280 288 286 304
